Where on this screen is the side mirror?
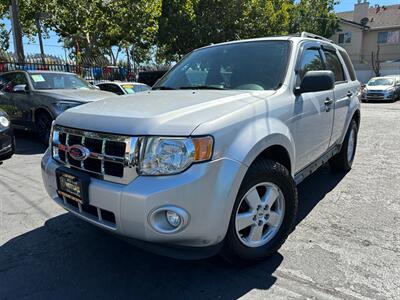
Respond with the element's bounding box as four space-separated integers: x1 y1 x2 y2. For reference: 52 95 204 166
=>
295 71 334 95
13 84 28 94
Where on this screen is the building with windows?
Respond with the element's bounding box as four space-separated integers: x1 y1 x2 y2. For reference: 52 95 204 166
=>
331 1 400 82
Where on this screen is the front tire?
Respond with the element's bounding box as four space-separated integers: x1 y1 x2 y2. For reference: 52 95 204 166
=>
329 119 358 172
35 111 53 145
221 159 298 263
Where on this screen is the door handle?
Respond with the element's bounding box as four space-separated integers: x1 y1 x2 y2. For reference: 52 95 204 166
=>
346 91 353 97
324 98 334 106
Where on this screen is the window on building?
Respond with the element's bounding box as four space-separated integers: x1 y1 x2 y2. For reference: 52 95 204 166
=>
338 32 351 44
378 31 400 44
378 32 388 43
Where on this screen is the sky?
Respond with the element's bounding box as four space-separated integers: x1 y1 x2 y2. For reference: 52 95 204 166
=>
2 0 400 57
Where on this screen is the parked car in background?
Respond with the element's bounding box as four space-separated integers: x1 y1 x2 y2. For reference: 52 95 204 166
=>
0 109 15 163
361 76 400 102
42 32 361 262
96 81 150 95
0 70 113 144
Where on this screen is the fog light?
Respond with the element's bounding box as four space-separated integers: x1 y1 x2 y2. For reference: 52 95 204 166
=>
166 211 181 227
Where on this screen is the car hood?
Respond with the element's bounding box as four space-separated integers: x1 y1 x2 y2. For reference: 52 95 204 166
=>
56 90 275 136
34 89 114 102
366 85 393 91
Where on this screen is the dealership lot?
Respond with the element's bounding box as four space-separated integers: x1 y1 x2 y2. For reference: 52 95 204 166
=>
0 102 399 299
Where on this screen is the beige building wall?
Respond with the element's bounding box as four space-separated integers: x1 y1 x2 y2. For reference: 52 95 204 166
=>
332 23 364 63
362 28 400 63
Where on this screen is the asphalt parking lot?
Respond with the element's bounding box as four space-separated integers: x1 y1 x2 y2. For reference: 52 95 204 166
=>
1 102 399 300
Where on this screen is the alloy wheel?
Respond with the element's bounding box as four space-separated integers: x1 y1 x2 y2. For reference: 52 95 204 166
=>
235 182 285 248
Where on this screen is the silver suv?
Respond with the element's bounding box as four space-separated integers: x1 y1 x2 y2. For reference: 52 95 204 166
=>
41 33 361 262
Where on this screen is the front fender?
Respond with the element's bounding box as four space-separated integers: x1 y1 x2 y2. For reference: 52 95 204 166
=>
195 113 296 177
226 117 295 176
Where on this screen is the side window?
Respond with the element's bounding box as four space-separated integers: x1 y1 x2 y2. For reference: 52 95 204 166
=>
338 50 357 81
1 73 18 93
97 84 107 91
323 50 345 82
13 73 29 86
298 48 324 80
0 75 6 90
3 73 29 93
109 84 124 95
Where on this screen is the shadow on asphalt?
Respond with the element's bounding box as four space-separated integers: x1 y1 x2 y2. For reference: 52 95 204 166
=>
0 136 345 299
14 131 47 155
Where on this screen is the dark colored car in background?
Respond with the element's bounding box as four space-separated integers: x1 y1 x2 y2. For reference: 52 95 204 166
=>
0 70 113 144
0 109 15 163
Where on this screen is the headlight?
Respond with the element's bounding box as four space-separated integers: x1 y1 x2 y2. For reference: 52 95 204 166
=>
386 87 395 93
54 100 82 111
0 116 10 129
139 136 213 175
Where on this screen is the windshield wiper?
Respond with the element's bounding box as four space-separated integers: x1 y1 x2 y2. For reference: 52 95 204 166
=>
179 85 227 90
152 86 176 90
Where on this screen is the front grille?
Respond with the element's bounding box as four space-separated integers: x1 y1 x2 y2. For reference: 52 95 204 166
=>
62 197 116 228
52 126 139 184
366 92 384 100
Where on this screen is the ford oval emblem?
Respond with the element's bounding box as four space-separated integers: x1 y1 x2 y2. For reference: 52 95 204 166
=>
68 145 90 161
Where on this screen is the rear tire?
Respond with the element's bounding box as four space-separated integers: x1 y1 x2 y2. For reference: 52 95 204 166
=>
221 159 298 264
329 119 358 172
35 111 53 145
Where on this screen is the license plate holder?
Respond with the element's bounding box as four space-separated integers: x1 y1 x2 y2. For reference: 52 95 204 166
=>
56 167 90 205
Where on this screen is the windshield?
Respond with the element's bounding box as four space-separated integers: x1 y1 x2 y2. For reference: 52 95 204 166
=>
121 84 150 94
29 73 94 90
154 40 290 91
367 78 394 86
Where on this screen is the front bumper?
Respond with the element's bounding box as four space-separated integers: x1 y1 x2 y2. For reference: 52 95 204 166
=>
0 127 15 160
41 149 247 250
362 91 394 101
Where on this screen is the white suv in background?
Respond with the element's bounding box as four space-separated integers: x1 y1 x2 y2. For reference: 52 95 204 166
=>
42 32 361 263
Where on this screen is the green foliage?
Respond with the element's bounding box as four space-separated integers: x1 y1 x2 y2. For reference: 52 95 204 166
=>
157 0 295 59
289 0 339 38
0 0 339 64
0 22 9 51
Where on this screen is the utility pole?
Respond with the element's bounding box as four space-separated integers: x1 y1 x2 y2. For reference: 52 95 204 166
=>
10 0 25 64
35 13 47 66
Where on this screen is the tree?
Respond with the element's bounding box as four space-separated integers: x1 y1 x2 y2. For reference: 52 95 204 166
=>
157 0 293 60
289 0 339 38
371 45 381 77
238 0 292 39
1 0 161 65
157 0 198 61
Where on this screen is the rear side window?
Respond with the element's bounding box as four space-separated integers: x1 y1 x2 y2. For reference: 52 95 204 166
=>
323 50 345 82
298 49 324 79
339 50 357 81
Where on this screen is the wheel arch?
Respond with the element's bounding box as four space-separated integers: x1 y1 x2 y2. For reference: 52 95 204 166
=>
352 109 361 128
33 106 55 123
241 132 295 177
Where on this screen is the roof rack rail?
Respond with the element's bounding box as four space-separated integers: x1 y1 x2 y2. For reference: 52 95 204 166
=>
300 32 334 43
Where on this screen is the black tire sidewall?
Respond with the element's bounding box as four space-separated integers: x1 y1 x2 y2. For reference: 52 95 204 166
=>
343 120 358 169
36 112 53 144
222 160 297 262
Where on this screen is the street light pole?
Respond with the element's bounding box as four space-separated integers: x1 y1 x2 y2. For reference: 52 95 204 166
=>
10 0 25 64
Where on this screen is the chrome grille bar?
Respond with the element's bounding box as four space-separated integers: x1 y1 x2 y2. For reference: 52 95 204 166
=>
51 125 139 184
